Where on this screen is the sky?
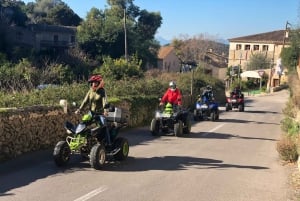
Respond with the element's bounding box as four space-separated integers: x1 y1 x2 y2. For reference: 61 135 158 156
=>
22 0 300 42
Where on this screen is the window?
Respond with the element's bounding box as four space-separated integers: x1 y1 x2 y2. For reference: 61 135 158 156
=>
253 45 259 51
262 45 268 51
244 45 250 50
236 44 241 50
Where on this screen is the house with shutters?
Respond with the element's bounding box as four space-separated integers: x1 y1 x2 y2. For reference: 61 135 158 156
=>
1 23 76 52
227 29 290 88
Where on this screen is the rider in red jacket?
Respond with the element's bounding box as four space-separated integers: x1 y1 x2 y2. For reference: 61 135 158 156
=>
160 81 182 106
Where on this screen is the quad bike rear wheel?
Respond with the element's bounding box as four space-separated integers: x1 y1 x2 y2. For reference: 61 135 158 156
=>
150 118 160 136
53 141 71 167
114 137 129 161
90 144 106 170
174 120 183 137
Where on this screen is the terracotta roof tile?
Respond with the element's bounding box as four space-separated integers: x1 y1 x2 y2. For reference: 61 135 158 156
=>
158 46 174 59
228 30 288 44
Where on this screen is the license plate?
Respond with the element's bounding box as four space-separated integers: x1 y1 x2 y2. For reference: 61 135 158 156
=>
162 113 171 117
201 105 208 109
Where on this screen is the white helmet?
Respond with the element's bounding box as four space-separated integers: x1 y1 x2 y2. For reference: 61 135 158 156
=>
169 81 176 90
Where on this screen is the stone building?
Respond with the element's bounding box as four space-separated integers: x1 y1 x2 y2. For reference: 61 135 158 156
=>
227 29 290 88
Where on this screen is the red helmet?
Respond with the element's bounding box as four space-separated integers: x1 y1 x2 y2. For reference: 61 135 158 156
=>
88 74 102 83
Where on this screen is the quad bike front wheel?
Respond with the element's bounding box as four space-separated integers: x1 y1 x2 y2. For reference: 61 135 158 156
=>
225 103 230 111
174 120 183 137
150 118 160 136
238 104 244 112
210 111 217 121
53 141 71 167
114 137 129 161
90 144 106 170
183 116 192 134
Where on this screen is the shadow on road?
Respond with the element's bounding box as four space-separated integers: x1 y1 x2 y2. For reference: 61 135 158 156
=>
0 152 90 196
184 131 277 141
107 155 269 172
215 118 280 125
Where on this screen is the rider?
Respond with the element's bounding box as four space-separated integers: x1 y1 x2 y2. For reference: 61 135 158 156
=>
201 85 214 103
75 74 112 145
159 81 182 108
231 87 243 98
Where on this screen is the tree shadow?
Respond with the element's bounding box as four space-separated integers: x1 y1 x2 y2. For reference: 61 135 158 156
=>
107 155 268 172
184 131 277 141
0 152 91 196
216 118 280 125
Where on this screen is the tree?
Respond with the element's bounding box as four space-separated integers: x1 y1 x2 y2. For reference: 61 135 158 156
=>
25 0 81 26
246 52 271 70
46 3 81 26
172 34 229 65
281 29 300 73
76 0 162 68
0 0 28 26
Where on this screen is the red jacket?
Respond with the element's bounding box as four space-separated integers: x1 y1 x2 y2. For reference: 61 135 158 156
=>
160 88 182 106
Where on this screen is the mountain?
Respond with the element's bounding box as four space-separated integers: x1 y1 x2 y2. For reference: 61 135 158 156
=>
156 36 170 46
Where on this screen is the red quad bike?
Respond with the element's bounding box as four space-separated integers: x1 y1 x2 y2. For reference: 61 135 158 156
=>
225 92 245 112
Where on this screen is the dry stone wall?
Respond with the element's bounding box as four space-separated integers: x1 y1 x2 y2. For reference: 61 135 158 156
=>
0 106 81 161
0 94 204 162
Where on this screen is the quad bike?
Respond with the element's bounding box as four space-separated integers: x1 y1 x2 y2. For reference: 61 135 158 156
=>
53 106 129 170
193 95 219 121
225 93 245 112
150 102 191 137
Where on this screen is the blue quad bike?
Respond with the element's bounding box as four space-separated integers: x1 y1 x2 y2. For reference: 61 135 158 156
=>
193 96 220 121
150 102 192 137
53 105 129 170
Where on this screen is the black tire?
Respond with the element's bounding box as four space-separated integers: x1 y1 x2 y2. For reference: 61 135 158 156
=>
216 110 220 120
193 110 199 121
114 137 129 161
90 144 106 170
210 111 216 121
183 117 191 134
53 141 71 167
225 103 229 111
174 120 183 137
150 118 160 136
238 104 244 112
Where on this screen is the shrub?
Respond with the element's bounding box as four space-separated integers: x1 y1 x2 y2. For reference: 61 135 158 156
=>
276 136 298 162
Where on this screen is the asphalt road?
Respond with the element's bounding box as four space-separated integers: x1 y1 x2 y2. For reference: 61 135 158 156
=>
0 90 291 201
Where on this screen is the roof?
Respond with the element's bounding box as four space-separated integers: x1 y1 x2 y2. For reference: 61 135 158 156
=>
158 46 174 59
228 30 288 44
28 24 77 34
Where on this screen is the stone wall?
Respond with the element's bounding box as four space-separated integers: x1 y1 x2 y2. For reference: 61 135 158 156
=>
0 93 224 162
0 106 80 161
0 98 157 162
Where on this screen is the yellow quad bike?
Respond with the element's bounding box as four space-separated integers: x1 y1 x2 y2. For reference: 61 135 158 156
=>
53 106 129 170
150 102 191 137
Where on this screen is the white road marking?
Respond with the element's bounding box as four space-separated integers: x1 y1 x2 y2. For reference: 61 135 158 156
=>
74 186 108 201
202 123 226 136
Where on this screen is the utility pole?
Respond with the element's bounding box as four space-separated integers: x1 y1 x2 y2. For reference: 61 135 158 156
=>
283 21 291 48
124 8 128 61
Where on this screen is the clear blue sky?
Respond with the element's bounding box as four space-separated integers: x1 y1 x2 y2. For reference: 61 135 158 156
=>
23 0 299 42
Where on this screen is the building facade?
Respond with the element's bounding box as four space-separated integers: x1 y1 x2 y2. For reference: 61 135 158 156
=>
228 29 289 88
157 46 181 72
